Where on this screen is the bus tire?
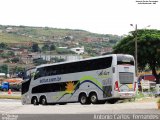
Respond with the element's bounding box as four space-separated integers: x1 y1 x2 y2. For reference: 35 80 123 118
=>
79 93 90 105
32 97 39 105
89 93 98 104
41 96 47 105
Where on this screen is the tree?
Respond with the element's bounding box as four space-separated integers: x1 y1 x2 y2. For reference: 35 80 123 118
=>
0 64 8 75
33 58 47 66
113 29 160 84
50 44 56 51
10 66 25 76
11 57 20 63
7 51 15 56
42 44 56 51
0 42 7 49
0 51 15 59
31 43 39 52
42 44 49 51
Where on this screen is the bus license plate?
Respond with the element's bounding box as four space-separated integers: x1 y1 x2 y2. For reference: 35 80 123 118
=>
125 93 129 96
121 93 130 96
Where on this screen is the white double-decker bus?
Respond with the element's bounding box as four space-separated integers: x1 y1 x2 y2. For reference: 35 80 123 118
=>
22 54 136 105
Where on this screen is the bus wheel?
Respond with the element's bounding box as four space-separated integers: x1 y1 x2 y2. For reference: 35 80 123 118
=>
41 97 47 105
32 97 39 105
90 93 98 104
79 94 89 105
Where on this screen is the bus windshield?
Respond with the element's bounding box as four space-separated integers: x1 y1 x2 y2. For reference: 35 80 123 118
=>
117 55 134 65
23 68 36 81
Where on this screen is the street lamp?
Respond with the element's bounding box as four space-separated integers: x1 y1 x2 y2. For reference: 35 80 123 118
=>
130 24 138 77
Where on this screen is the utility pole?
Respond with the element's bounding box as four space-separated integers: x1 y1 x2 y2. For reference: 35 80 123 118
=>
130 24 138 77
135 24 138 77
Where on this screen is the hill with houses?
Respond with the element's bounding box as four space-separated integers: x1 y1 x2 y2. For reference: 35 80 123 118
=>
0 25 122 76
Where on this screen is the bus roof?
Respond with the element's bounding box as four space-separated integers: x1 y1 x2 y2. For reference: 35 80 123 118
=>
35 54 133 69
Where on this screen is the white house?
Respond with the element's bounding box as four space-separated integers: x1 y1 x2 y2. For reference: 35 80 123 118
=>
0 73 5 76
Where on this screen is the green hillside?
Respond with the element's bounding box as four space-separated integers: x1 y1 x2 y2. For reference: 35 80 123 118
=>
0 25 121 43
0 32 39 43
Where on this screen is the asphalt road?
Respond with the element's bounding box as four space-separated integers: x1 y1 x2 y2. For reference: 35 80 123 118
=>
0 99 159 114
0 99 159 120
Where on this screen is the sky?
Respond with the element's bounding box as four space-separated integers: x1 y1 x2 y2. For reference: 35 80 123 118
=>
0 0 160 35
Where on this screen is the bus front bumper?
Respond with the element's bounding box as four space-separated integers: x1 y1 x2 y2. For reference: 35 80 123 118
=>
21 94 31 105
119 92 136 98
113 92 136 99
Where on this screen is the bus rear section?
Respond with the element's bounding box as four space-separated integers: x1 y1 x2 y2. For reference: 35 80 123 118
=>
112 55 136 100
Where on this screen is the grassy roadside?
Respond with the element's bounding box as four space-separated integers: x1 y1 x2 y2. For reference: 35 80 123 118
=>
0 95 21 99
0 92 21 99
134 91 159 103
135 97 158 103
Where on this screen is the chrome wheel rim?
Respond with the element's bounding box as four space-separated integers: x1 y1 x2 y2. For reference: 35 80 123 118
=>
81 96 86 103
91 95 96 102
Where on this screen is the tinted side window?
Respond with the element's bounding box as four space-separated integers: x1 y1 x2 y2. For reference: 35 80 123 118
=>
63 56 112 73
34 57 112 80
32 81 79 93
